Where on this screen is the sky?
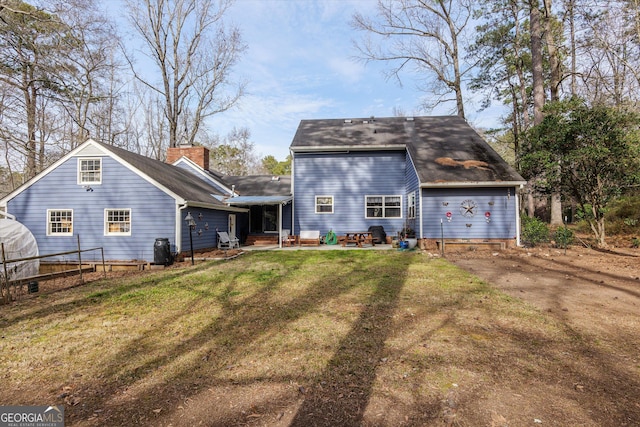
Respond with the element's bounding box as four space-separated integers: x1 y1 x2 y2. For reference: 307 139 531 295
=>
205 0 505 161
116 0 506 161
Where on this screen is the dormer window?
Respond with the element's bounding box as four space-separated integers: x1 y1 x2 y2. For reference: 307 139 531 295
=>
78 158 101 185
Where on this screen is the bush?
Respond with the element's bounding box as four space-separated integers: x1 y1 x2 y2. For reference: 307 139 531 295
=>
521 216 550 247
604 196 640 235
553 226 574 249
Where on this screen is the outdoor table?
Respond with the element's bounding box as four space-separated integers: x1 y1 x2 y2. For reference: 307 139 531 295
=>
341 231 375 248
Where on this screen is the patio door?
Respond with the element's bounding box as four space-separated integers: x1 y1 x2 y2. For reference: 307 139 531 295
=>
250 205 278 233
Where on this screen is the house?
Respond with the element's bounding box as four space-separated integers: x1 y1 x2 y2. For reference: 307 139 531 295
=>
289 116 526 248
0 139 295 263
0 115 525 262
168 144 293 245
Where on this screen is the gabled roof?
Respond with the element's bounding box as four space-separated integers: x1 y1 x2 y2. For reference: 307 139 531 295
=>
290 116 526 187
95 141 240 208
0 139 245 212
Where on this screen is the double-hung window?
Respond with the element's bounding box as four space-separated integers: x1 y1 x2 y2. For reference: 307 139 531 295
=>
47 209 73 236
408 191 416 219
315 196 334 214
105 209 131 235
78 158 102 185
365 195 402 218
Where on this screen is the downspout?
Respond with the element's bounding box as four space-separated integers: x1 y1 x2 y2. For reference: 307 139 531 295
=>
515 186 522 247
419 189 424 239
177 203 186 254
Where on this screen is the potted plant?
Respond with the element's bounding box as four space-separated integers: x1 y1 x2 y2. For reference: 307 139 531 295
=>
399 222 417 249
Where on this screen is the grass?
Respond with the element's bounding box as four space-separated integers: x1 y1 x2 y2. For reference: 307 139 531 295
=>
0 250 571 426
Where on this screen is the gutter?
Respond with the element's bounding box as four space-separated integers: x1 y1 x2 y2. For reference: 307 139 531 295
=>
421 181 527 188
291 145 406 153
186 201 248 213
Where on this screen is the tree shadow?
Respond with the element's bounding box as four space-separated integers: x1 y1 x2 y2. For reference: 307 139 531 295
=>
289 261 408 426
58 251 412 426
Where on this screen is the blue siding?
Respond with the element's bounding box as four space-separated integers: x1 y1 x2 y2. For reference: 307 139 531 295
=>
180 207 229 251
421 187 518 239
7 156 178 262
293 151 406 237
404 153 420 236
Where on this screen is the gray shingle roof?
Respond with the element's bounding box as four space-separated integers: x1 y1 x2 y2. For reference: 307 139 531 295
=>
290 116 525 185
96 142 230 207
224 175 291 196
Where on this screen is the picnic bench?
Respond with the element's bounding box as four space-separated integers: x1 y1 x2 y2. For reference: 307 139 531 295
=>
341 231 375 248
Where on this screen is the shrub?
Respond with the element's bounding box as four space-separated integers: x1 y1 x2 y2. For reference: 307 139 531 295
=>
553 226 574 249
521 216 550 247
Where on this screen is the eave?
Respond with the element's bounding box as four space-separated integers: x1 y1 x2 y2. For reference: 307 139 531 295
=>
420 181 527 188
290 145 406 153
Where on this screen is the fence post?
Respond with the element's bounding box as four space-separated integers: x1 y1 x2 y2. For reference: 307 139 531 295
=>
1 242 8 304
100 247 106 278
77 235 83 284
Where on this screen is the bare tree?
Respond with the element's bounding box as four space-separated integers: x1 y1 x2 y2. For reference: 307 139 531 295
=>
126 0 246 148
576 1 640 107
47 0 125 149
352 0 475 118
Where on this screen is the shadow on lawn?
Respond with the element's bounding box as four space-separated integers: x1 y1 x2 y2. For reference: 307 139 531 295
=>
289 258 406 426
63 251 412 426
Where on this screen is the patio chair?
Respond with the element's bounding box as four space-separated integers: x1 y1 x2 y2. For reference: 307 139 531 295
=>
281 229 298 246
217 231 240 249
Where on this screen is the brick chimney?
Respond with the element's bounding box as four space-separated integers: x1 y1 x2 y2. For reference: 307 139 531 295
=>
166 144 210 171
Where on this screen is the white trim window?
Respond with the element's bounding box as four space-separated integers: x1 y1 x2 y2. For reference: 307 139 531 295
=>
365 195 402 218
408 191 416 219
315 195 334 214
47 209 73 236
78 158 102 185
105 209 131 235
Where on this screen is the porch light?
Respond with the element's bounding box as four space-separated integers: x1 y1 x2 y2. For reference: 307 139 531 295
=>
184 212 196 265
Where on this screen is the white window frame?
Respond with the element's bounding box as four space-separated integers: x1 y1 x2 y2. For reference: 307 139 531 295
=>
315 195 334 214
365 195 402 219
77 158 102 185
47 209 73 236
104 209 131 236
408 191 416 219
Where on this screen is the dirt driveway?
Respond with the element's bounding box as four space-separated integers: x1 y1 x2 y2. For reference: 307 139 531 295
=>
447 244 640 425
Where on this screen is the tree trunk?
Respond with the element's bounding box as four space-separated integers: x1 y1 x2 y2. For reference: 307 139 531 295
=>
543 0 564 225
530 0 545 126
24 67 37 179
